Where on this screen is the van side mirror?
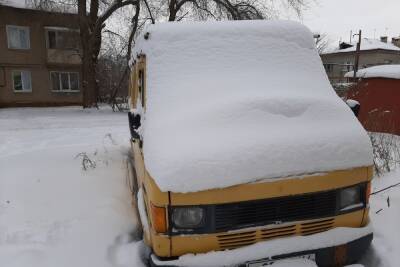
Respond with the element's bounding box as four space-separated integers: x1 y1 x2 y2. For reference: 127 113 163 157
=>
128 112 141 139
346 99 360 117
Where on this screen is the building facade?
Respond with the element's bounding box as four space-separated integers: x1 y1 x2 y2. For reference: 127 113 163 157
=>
321 37 400 89
0 5 82 107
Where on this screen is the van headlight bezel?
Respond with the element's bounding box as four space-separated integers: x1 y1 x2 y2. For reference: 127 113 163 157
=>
339 184 364 211
171 206 206 230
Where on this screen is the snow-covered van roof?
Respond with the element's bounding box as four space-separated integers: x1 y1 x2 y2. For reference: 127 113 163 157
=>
132 20 373 193
345 64 400 80
324 38 400 55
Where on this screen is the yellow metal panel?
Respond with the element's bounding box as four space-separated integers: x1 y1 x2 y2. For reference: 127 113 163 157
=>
150 231 171 257
170 167 372 205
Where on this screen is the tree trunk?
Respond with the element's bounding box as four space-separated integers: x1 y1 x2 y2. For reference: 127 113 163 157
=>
81 31 101 108
82 51 98 108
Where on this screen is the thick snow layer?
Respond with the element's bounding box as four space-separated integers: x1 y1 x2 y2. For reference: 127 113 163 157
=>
345 65 400 80
0 107 146 267
0 0 26 8
132 20 373 193
151 224 372 266
324 38 400 54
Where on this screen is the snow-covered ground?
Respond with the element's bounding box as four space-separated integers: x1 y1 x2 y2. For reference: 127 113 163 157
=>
1 106 399 267
0 106 147 267
360 168 400 267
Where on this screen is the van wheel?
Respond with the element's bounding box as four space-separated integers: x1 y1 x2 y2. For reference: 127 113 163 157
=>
126 153 139 195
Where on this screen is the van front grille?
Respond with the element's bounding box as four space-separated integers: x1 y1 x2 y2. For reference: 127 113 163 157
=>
217 218 335 250
214 190 336 232
300 218 335 235
218 231 257 250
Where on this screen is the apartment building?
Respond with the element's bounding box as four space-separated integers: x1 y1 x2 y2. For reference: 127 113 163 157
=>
0 5 82 107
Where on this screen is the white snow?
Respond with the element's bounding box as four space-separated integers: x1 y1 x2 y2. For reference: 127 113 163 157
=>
0 0 26 8
346 99 360 108
151 224 372 267
132 20 373 193
0 107 146 267
360 166 400 267
3 107 400 267
345 64 400 80
324 38 400 54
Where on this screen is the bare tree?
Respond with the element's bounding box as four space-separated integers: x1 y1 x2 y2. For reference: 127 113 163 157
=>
315 33 330 54
77 0 140 107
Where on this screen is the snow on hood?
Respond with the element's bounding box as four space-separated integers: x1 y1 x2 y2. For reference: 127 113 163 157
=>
345 64 400 79
132 20 373 193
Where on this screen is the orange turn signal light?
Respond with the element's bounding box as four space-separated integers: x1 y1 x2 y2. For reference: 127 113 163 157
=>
150 203 167 233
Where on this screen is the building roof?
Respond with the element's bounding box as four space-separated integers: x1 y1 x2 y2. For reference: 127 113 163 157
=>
324 38 400 55
0 1 77 15
345 64 400 79
0 0 25 8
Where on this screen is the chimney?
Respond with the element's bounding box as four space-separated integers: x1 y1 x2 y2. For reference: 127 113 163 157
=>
380 36 388 43
392 37 400 48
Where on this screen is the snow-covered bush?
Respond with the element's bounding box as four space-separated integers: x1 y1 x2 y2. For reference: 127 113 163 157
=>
369 133 400 176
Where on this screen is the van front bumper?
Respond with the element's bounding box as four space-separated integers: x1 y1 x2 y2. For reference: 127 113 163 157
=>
149 225 372 267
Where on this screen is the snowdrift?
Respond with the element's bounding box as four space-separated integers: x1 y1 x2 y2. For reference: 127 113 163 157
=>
345 64 400 79
132 20 373 193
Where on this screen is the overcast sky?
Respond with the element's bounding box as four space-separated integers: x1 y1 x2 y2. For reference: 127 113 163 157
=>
299 0 400 47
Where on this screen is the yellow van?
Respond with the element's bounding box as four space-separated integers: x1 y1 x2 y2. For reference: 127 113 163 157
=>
127 20 373 266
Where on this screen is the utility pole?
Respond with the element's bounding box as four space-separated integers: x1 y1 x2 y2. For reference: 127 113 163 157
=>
353 30 362 79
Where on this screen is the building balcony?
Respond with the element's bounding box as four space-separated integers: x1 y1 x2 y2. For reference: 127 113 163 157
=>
46 48 81 65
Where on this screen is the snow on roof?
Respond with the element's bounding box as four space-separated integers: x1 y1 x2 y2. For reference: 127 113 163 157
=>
324 38 400 54
345 64 400 79
0 0 26 8
132 20 373 193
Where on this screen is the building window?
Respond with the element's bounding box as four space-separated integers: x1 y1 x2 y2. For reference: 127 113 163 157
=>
346 62 353 72
324 64 333 73
46 29 79 50
50 71 79 92
6 25 30 49
12 70 32 92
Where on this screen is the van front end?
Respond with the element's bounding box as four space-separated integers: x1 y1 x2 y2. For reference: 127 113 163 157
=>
140 166 373 267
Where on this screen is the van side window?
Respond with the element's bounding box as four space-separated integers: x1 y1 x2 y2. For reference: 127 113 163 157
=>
138 69 145 107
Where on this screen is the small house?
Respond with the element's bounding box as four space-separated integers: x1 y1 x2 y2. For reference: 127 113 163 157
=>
345 65 400 135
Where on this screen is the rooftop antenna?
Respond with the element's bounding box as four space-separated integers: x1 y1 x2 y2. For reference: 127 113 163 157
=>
374 29 376 39
350 30 352 43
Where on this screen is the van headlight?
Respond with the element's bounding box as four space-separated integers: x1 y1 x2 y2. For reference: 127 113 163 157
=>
339 185 362 210
172 207 205 229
